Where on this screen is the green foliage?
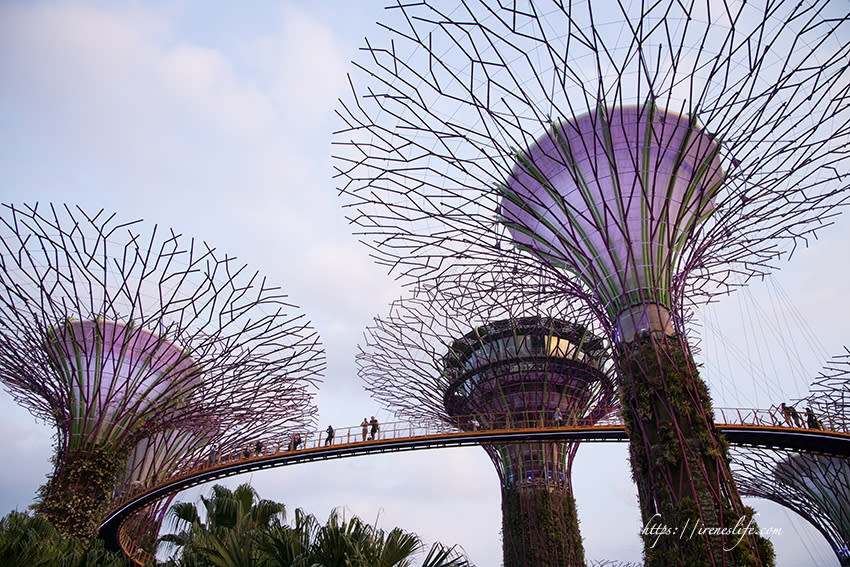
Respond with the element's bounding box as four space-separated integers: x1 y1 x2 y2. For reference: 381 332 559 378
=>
159 483 474 567
0 510 127 567
160 484 283 567
35 444 125 541
616 334 775 567
501 486 584 567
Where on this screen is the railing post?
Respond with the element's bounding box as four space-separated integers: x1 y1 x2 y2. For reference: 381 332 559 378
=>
768 408 779 426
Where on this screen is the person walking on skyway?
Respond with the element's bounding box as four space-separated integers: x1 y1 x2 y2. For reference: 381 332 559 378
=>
780 403 794 427
289 433 301 451
361 418 369 442
369 416 380 440
325 425 334 446
805 407 822 430
789 405 803 427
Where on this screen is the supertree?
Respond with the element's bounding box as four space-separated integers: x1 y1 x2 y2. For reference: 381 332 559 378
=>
807 346 850 427
732 447 850 566
335 1 849 564
732 347 850 565
0 203 324 541
359 258 617 567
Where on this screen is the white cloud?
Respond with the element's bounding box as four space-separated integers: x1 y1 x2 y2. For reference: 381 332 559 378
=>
248 4 350 125
0 0 278 136
0 0 358 286
156 42 276 134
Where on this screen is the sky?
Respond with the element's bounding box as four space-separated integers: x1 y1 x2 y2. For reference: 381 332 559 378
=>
0 1 847 565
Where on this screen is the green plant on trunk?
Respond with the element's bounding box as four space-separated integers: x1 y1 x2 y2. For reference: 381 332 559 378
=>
501 486 584 567
34 444 125 541
617 333 774 567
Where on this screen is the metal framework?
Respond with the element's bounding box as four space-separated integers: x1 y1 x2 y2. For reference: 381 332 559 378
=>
334 1 850 565
359 262 616 566
733 348 850 566
808 346 850 421
732 447 850 566
0 203 324 544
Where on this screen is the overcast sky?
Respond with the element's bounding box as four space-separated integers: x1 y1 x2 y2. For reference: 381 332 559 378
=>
0 1 847 565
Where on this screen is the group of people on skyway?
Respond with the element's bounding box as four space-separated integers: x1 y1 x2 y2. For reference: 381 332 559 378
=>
361 416 380 441
284 416 382 453
779 402 824 429
281 415 381 454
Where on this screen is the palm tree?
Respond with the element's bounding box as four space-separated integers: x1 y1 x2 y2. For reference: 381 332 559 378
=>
0 510 127 567
160 483 474 567
255 508 318 567
419 543 474 567
160 483 284 567
307 510 420 567
0 510 61 567
261 509 473 567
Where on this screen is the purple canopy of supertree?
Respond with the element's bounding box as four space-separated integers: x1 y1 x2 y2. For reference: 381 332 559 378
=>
0 203 324 541
359 257 617 566
334 2 849 565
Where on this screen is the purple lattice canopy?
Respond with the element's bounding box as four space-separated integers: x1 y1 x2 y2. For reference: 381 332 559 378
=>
121 428 214 488
501 106 725 340
45 319 200 446
775 453 850 557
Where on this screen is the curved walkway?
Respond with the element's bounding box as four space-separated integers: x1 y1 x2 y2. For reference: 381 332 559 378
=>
101 407 850 561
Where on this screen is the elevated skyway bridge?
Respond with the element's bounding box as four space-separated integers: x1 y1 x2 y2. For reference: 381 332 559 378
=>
102 407 850 563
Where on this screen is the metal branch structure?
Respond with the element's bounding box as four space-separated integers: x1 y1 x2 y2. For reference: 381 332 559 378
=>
335 1 849 565
360 260 616 566
731 348 850 566
808 346 850 423
0 203 324 542
732 447 850 566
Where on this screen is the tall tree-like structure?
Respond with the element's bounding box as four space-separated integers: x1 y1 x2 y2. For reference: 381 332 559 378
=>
733 448 850 566
335 1 849 564
808 347 850 425
0 203 324 541
360 260 616 567
733 348 850 565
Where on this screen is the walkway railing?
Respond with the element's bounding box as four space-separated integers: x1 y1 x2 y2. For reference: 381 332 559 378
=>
107 405 848 514
106 405 849 565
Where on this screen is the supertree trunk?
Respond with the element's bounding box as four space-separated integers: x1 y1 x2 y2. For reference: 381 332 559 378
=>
36 445 126 540
502 486 583 566
494 443 584 567
358 264 615 567
617 333 774 566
